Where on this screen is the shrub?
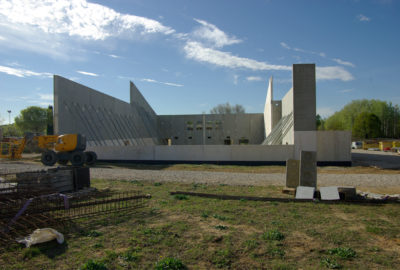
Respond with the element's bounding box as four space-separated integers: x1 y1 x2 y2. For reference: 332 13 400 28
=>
328 247 356 259
80 259 107 270
263 229 285 241
154 257 187 270
320 257 341 269
174 194 188 200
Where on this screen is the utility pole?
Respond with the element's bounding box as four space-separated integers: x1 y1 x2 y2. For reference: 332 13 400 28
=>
7 110 11 125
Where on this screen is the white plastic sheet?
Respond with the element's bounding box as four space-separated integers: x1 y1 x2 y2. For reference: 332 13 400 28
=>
16 228 64 248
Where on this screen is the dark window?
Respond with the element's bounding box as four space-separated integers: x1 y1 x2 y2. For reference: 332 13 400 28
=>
174 136 179 140
239 138 249 145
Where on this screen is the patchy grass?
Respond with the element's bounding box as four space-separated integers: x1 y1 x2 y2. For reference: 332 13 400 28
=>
94 161 400 174
1 179 399 269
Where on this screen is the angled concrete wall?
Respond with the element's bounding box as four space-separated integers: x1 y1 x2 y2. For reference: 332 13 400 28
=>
54 75 159 147
264 77 273 137
281 88 294 144
263 77 282 139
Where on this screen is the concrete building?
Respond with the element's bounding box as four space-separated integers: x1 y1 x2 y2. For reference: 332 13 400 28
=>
54 64 351 165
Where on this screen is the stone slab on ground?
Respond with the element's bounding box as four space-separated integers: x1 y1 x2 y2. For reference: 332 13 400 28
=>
338 186 357 200
295 186 315 199
285 159 300 188
299 151 317 188
282 187 296 195
320 186 340 200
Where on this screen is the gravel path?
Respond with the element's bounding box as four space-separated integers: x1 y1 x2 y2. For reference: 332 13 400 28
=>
90 167 400 187
2 161 400 188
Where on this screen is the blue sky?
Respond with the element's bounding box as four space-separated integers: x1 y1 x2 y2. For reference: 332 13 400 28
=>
0 0 399 124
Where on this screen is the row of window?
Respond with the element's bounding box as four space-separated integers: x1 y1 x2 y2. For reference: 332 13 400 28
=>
186 120 222 131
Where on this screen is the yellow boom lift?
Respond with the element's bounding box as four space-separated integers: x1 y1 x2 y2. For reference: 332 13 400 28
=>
0 134 97 166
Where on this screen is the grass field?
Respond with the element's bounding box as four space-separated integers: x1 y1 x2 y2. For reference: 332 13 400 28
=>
1 179 400 269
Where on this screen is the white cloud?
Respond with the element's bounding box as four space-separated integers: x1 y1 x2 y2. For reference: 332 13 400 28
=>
163 82 184 87
184 41 291 71
108 54 120 59
76 70 99 76
184 42 353 81
317 107 335 118
338 89 354 93
280 41 326 58
280 42 291 50
11 92 53 106
274 78 292 84
332 58 355 67
0 0 174 41
357 14 371 22
0 65 51 78
140 78 183 87
192 19 241 48
246 76 263 81
141 78 157 83
316 66 354 81
38 93 53 101
0 35 5 40
233 74 239 85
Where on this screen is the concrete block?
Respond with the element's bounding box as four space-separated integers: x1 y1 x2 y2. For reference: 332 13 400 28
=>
295 186 315 199
338 186 357 200
282 187 296 195
285 159 300 188
320 186 340 200
299 151 317 188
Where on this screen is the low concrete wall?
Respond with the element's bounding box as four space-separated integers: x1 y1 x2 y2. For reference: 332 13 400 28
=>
89 145 295 162
88 131 351 164
317 131 351 162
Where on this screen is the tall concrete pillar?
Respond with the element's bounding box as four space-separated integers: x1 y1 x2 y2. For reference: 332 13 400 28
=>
292 64 317 159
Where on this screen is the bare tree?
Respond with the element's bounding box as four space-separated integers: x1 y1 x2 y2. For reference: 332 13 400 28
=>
210 102 245 114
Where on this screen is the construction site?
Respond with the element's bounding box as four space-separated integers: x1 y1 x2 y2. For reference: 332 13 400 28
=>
1 64 399 269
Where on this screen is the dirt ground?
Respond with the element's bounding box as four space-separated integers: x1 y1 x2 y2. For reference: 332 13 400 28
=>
1 150 400 194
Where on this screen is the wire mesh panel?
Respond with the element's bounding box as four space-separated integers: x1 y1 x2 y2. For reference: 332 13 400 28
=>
0 187 150 249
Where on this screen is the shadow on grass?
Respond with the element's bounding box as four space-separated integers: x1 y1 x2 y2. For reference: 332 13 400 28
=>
94 162 172 170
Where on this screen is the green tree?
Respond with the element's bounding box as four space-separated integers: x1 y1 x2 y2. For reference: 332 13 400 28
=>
14 106 48 133
316 114 325 130
324 99 400 138
325 112 347 130
352 112 382 139
210 102 245 114
1 124 23 137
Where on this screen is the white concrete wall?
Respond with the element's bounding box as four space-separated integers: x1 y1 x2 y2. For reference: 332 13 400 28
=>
264 77 273 137
281 88 294 144
317 131 351 161
294 131 317 160
89 145 295 162
89 131 351 162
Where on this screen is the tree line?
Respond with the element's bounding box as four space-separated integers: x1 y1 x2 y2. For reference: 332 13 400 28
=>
1 106 53 137
318 99 400 139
